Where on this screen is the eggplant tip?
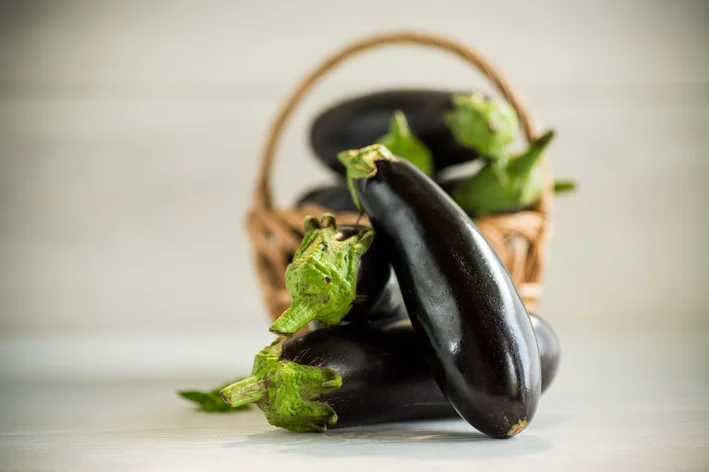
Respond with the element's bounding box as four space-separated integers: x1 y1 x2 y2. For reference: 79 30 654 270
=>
506 419 528 437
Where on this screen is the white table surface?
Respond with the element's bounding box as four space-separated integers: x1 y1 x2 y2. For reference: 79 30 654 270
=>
2 322 708 472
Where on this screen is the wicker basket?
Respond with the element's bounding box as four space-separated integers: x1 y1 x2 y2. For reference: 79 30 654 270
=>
246 30 555 325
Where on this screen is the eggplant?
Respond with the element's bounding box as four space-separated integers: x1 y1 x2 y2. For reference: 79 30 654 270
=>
219 314 560 432
294 183 358 213
270 215 397 334
338 144 541 439
531 313 560 392
310 89 483 176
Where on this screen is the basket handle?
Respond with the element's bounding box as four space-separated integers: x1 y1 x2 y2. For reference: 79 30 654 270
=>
253 30 553 213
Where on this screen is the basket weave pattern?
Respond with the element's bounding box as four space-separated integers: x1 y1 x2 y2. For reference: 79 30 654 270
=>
246 31 555 323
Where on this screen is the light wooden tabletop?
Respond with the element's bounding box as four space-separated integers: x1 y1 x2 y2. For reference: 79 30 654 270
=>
2 323 707 472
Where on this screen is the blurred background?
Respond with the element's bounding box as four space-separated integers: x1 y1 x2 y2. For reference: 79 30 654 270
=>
1 1 708 380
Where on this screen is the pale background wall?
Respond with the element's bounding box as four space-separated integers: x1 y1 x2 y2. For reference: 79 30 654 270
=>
1 0 708 342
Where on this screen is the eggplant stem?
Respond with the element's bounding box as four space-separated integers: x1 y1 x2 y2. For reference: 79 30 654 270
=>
390 110 410 136
338 144 395 210
269 298 321 334
355 210 364 228
220 376 267 407
510 130 555 177
270 215 373 334
223 338 343 432
553 179 577 194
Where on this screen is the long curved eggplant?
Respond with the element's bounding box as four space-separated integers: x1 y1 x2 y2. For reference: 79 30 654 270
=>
338 144 541 439
219 314 559 432
309 89 481 176
270 216 397 334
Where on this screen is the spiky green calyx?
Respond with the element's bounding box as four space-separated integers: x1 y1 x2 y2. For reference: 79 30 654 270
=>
375 110 434 177
337 143 395 211
269 213 374 335
219 336 343 432
444 92 519 158
452 130 555 217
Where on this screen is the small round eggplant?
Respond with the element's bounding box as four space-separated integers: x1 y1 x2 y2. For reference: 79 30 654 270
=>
339 144 541 439
270 215 395 334
294 183 358 213
219 314 560 432
309 89 481 176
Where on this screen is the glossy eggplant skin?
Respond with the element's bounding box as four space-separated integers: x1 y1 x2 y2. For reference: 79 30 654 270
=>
353 157 541 438
531 313 560 393
295 183 358 213
310 89 479 176
335 225 402 324
283 320 457 428
285 313 559 429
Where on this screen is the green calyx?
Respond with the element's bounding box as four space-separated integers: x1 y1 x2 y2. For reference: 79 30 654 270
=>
337 143 395 211
452 130 555 217
375 110 434 177
178 379 251 412
445 92 519 158
219 336 343 432
269 213 374 335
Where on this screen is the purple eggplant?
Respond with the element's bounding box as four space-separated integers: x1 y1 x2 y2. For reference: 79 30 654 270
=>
338 144 541 439
219 313 559 432
309 89 481 176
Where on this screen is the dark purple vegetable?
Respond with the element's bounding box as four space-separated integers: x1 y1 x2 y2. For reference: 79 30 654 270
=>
309 89 481 176
294 183 358 213
285 320 459 429
339 145 541 439
335 225 403 324
531 313 560 393
219 313 559 432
